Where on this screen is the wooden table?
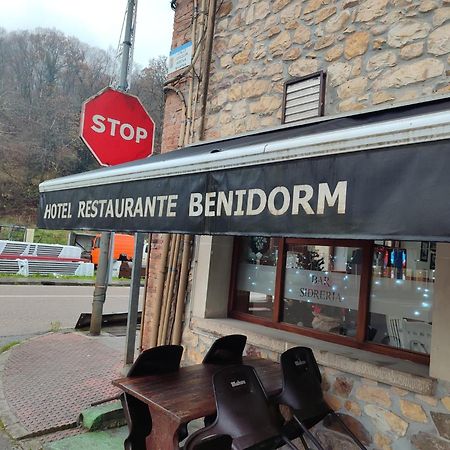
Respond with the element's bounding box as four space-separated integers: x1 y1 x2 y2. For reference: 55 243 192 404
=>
113 358 282 450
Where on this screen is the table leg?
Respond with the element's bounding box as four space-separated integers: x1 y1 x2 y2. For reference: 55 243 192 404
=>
146 404 182 450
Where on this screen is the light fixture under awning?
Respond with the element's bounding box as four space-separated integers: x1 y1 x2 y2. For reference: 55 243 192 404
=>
38 96 450 241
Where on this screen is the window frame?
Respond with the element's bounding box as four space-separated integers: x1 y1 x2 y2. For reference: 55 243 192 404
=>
228 237 430 365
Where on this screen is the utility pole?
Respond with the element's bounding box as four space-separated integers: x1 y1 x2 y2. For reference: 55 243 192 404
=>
90 0 138 336
89 232 112 335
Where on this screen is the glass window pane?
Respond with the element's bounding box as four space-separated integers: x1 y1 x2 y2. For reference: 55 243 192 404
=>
369 242 434 354
234 237 278 319
282 243 362 337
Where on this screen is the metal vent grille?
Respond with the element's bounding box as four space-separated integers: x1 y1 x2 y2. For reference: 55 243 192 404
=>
283 72 325 124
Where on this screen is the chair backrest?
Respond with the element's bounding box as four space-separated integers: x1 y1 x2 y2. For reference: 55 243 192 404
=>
214 365 285 449
386 317 404 348
277 347 325 414
184 364 291 450
127 344 183 377
123 345 183 450
202 334 247 365
402 320 432 354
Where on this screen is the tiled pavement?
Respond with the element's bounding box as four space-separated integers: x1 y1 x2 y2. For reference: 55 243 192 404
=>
0 331 125 445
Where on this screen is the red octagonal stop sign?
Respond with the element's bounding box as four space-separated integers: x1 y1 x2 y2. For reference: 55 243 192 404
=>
80 87 155 166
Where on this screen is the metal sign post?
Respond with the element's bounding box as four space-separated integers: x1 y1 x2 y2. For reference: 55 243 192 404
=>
125 232 145 364
89 0 140 337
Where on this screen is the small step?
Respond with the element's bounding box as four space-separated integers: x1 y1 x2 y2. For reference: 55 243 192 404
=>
77 401 126 431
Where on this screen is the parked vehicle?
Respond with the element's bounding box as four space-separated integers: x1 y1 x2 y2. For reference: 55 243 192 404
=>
90 233 135 266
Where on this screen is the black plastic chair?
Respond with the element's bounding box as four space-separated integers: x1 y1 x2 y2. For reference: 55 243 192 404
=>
202 334 247 365
202 334 248 427
274 346 367 450
121 344 185 450
184 364 299 450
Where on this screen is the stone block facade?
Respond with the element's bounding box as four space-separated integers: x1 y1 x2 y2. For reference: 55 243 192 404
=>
204 0 450 140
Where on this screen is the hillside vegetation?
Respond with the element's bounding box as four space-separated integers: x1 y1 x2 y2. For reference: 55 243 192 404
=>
0 28 166 225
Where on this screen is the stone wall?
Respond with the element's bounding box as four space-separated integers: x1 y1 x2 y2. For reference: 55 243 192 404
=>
204 0 450 140
182 327 450 450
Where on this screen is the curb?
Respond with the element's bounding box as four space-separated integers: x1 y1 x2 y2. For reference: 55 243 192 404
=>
78 401 126 431
0 279 134 286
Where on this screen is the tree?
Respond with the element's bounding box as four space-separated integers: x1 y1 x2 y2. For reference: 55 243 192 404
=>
130 56 167 153
0 28 167 222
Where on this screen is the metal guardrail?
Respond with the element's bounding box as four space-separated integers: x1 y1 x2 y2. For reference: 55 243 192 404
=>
0 240 92 276
0 240 81 259
0 258 93 276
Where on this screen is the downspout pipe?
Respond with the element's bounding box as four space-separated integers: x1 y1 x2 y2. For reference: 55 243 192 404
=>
149 235 170 347
198 0 217 140
172 235 192 344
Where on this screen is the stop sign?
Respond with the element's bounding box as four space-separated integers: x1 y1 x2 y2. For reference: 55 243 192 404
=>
80 87 155 166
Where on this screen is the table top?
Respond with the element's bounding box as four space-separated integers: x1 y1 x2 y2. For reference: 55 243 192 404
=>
112 358 282 423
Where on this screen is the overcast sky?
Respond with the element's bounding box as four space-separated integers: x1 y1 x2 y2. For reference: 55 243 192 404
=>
1 0 175 67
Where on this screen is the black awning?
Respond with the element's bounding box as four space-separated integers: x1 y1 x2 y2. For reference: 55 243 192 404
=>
38 96 450 241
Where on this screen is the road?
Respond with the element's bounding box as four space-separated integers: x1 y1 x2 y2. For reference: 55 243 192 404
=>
0 284 141 348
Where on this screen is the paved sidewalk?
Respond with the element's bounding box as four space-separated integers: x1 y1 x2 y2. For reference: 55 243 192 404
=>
0 331 128 449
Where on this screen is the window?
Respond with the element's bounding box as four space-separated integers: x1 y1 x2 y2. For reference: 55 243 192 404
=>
235 237 279 319
369 242 435 355
230 237 435 364
282 242 362 336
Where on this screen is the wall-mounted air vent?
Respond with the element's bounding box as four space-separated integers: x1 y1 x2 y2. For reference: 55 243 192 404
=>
282 71 326 125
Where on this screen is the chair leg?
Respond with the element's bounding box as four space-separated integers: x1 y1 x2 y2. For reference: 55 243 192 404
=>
299 434 310 450
293 417 325 450
281 435 300 450
330 412 367 450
